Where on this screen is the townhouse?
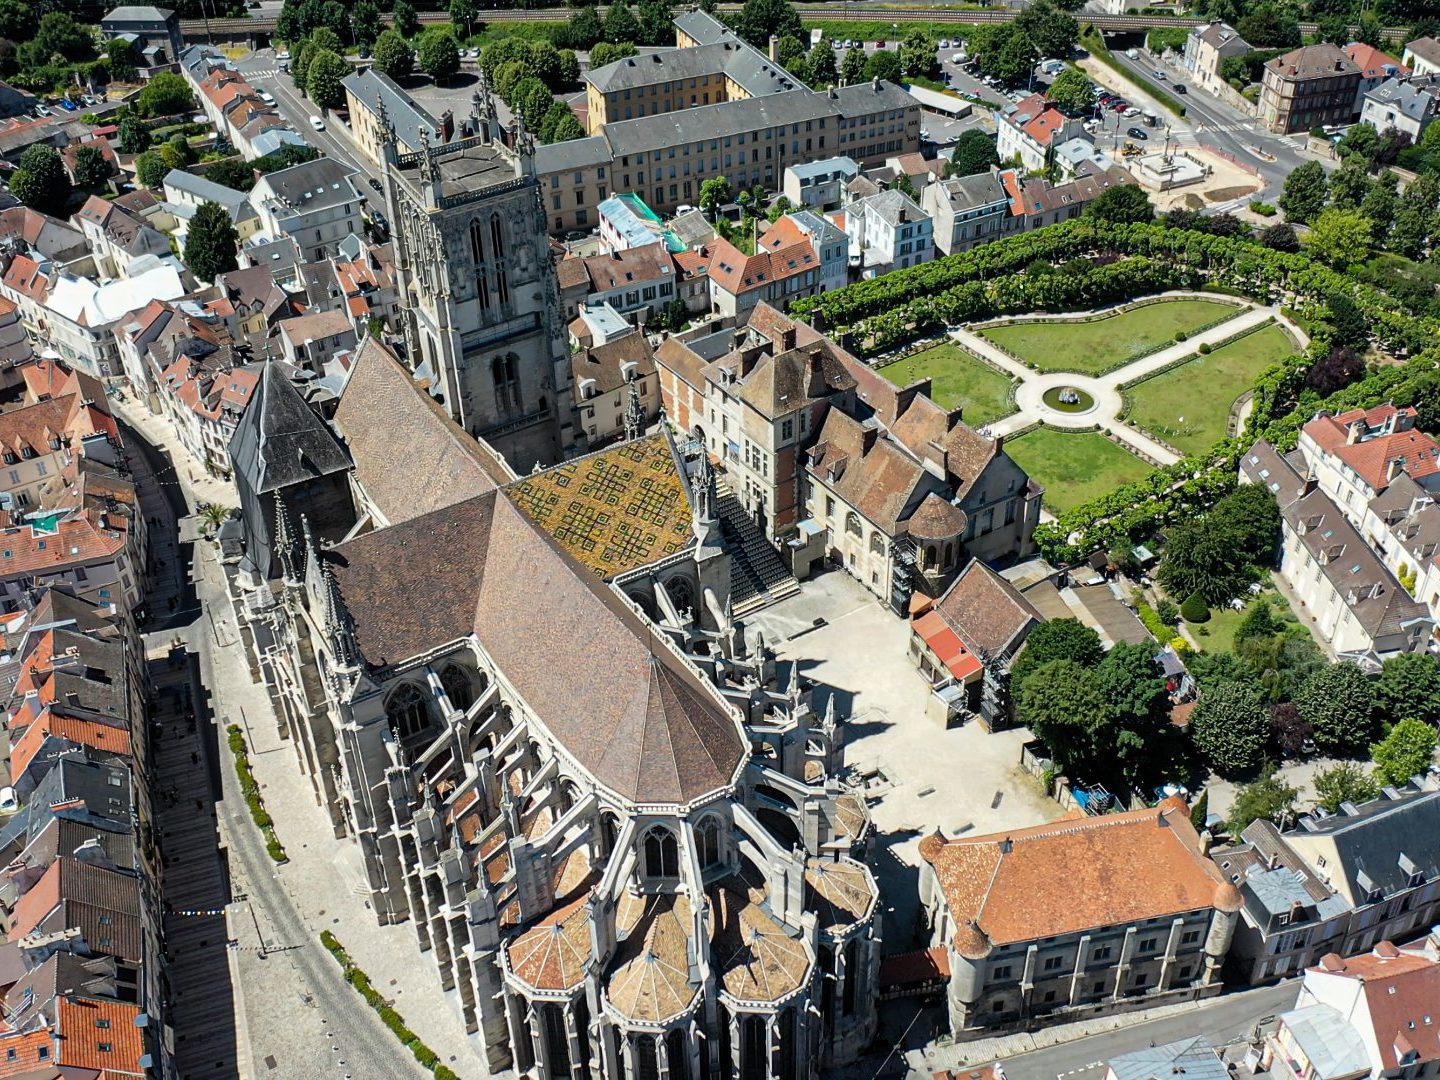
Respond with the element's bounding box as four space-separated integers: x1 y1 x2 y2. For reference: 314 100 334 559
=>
1259 44 1363 134
248 158 364 263
845 188 933 275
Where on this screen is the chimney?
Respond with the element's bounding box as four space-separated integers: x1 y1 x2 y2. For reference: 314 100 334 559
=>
1347 420 1365 444
769 34 779 62
1319 953 1346 972
872 76 880 91
779 325 796 351
1387 457 1406 482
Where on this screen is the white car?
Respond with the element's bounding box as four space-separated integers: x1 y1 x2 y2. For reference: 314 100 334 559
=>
1123 107 1141 118
259 90 275 104
950 53 964 64
938 38 951 48
1153 70 1167 80
276 49 291 60
310 115 326 131
0 787 17 813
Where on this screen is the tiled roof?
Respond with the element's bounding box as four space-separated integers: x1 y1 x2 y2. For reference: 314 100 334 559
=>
920 800 1234 950
934 558 1041 659
808 409 928 534
54 995 145 1076
0 511 130 581
571 332 656 398
9 857 141 962
583 242 674 292
333 339 512 526
505 433 693 579
707 235 817 295
505 887 594 992
804 856 876 932
606 891 698 1021
9 712 131 778
1343 42 1405 79
327 490 746 805
1310 945 1440 1069
1303 404 1440 490
709 870 811 1002
1268 43 1360 80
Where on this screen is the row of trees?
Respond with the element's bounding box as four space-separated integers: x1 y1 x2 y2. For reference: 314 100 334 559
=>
964 1 1078 86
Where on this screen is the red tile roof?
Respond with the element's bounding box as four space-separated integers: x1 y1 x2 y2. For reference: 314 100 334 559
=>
55 996 145 1076
1343 42 1406 79
1312 945 1440 1069
10 711 131 778
1304 404 1440 489
913 608 982 681
708 236 817 296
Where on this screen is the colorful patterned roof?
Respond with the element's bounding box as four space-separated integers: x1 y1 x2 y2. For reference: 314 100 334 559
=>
505 434 694 579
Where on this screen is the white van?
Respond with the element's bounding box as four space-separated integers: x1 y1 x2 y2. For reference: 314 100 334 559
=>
1125 48 1139 59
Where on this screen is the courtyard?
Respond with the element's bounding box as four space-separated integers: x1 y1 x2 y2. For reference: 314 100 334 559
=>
743 572 1060 949
1124 323 1300 457
980 297 1239 376
878 342 1016 427
1002 426 1156 514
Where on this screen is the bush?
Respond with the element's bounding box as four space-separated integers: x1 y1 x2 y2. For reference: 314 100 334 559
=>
1174 330 1188 342
1180 592 1209 623
1198 341 1213 355
1157 599 1179 625
1250 201 1278 217
321 932 450 1076
226 724 286 862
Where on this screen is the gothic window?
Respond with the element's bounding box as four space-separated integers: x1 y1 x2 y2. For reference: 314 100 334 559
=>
697 816 721 869
495 265 510 306
870 532 886 557
667 1030 691 1080
478 267 491 312
643 826 679 879
925 545 937 570
385 683 431 741
540 1005 572 1078
943 541 954 567
663 576 695 615
636 1036 659 1080
740 1016 766 1080
489 212 505 259
842 938 859 1015
492 354 521 418
845 512 862 538
440 664 476 712
468 219 485 267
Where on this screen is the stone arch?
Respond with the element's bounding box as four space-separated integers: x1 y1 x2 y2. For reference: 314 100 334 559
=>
666 1029 691 1080
845 511 862 539
696 813 723 869
663 574 696 616
440 662 478 713
384 682 432 741
625 587 660 621
600 810 621 857
869 531 886 557
643 825 680 880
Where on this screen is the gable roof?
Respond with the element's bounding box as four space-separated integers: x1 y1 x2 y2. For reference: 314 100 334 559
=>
333 338 512 526
934 558 1042 659
1302 405 1440 491
807 409 928 534
326 490 747 805
228 361 350 497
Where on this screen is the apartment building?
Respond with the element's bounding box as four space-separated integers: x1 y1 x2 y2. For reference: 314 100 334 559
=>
1360 74 1440 142
995 93 1085 172
1404 36 1440 77
845 188 933 274
783 155 859 211
1259 44 1363 133
249 158 364 263
924 172 1022 256
1184 21 1253 95
343 66 447 167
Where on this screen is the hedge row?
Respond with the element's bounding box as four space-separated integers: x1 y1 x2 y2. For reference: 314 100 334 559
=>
225 724 287 863
319 931 461 1080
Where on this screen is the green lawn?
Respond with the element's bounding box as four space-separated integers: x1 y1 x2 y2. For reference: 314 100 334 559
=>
1184 589 1296 653
880 344 1016 426
980 299 1239 375
1125 324 1298 457
1003 428 1154 514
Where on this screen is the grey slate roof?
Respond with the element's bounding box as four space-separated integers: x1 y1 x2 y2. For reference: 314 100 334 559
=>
674 9 731 45
1107 1037 1229 1080
253 157 361 216
1405 36 1440 69
532 135 614 174
1283 486 1430 640
102 5 175 21
163 168 250 212
1192 20 1250 55
586 41 801 97
1241 438 1309 509
342 67 440 149
228 360 351 498
934 172 1010 212
858 188 926 227
1363 74 1440 121
1292 787 1440 903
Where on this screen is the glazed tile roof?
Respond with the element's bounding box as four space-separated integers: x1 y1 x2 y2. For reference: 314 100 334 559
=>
505 888 595 992
606 892 699 1022
804 856 876 933
505 433 694 579
919 800 1236 952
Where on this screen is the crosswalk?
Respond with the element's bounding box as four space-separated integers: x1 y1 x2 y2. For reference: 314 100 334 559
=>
1193 121 1254 134
247 67 280 79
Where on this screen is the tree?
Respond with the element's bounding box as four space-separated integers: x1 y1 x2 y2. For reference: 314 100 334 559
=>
1160 506 1264 606
1192 679 1271 775
1011 617 1104 685
417 28 460 83
539 101 584 143
9 145 69 214
136 72 194 118
0 0 35 42
899 29 936 79
1374 652 1440 726
292 40 316 91
588 41 637 68
1313 761 1379 813
1047 68 1092 113
184 200 240 283
106 37 139 81
1271 702 1312 758
637 0 673 46
1327 156 1372 211
24 13 94 65
733 0 801 48
1325 291 1368 352
948 129 1000 178
775 34 806 71
1237 4 1301 47
602 0 640 44
1279 160 1328 225
373 29 414 80
841 46 866 86
1094 641 1174 783
1371 717 1438 787
448 0 477 39
1337 122 1381 167
1016 659 1114 778
306 48 348 109
393 0 419 37
1295 662 1376 754
566 7 604 50
352 0 382 46
1189 789 1209 832
1227 764 1298 834
864 49 903 84
307 26 343 56
1362 172 1399 245
159 134 194 171
134 150 168 189
1259 222 1300 253
1085 183 1154 225
805 44 837 87
700 175 732 218
118 116 151 155
1304 346 1364 395
1314 13 1347 44
512 77 552 130
70 146 110 189
1307 208 1372 270
1014 0 1078 60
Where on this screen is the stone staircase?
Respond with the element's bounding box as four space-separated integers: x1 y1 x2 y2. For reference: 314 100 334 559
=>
716 483 800 617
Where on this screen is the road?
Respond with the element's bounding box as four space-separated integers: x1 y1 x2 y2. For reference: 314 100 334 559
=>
998 981 1297 1080
119 406 431 1080
1102 48 1317 201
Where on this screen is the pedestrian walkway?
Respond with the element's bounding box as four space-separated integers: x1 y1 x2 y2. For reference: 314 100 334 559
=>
120 421 239 1080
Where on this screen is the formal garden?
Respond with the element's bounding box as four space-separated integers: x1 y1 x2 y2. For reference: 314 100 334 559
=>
1002 428 1155 516
978 296 1239 376
1122 322 1300 458
878 342 1015 427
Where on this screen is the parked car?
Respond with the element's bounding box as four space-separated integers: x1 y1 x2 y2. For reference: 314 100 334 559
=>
276 49 291 60
938 38 951 48
0 787 17 813
310 115 325 131
1123 107 1141 118
367 176 382 192
1174 83 1187 94
1127 126 1148 139
1109 100 1128 111
258 90 275 104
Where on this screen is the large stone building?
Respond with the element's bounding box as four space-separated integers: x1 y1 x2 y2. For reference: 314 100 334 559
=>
231 337 882 1079
919 800 1242 1036
1258 44 1362 133
380 91 578 469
